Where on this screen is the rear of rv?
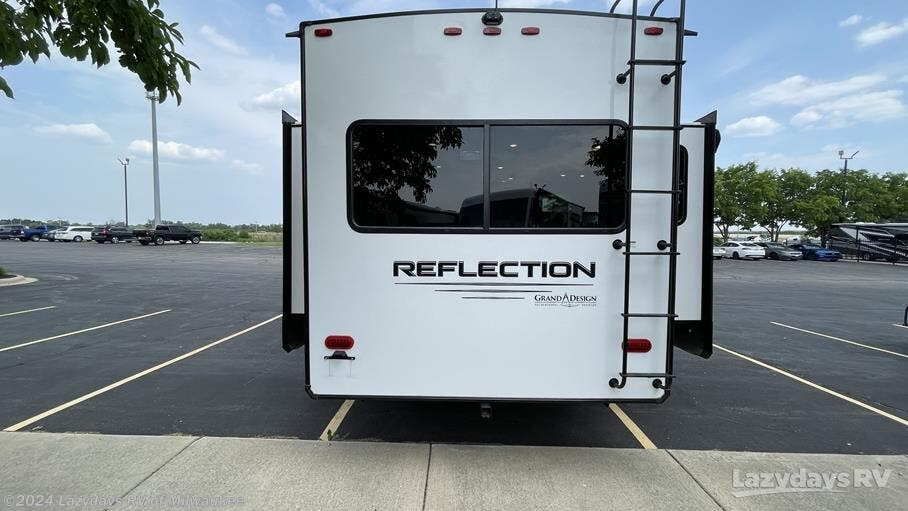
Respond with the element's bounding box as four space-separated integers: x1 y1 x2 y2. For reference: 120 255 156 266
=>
283 8 715 402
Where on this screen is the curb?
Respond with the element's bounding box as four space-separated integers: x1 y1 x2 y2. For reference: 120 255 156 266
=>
0 275 37 287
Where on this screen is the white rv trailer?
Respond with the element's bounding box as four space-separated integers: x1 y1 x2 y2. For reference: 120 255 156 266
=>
283 2 717 403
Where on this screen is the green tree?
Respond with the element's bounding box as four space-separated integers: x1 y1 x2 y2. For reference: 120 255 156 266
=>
713 162 764 241
1 0 196 103
755 168 813 242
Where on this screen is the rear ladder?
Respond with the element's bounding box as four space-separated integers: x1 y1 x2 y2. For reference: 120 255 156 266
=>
609 0 687 391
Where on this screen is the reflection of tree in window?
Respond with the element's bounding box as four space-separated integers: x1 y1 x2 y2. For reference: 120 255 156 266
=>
351 125 480 227
586 127 628 228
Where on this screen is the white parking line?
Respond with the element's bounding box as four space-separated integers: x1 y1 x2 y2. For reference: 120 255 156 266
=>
608 403 657 449
0 306 56 318
714 344 908 427
320 400 355 441
770 322 907 359
0 310 171 353
893 324 908 330
3 314 281 432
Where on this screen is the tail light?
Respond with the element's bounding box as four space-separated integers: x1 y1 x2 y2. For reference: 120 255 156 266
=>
325 335 355 350
483 27 501 36
521 27 540 35
625 338 652 353
443 27 462 36
644 26 663 35
314 28 333 37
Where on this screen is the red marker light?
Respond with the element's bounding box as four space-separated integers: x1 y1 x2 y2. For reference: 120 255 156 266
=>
644 26 663 36
444 27 463 36
521 27 540 35
314 28 333 37
625 338 652 353
325 335 355 350
483 27 501 36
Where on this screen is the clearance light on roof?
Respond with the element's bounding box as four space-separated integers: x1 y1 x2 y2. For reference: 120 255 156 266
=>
325 335 354 350
444 27 463 36
644 26 663 35
521 27 540 35
483 27 501 36
625 338 652 353
314 28 333 37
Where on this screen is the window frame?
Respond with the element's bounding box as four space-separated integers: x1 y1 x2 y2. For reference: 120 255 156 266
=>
345 119 630 235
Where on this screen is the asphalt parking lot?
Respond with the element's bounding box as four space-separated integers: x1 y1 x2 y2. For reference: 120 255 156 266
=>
0 241 905 454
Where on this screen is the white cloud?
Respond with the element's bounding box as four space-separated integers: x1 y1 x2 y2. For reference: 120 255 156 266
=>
856 19 908 47
839 14 863 27
307 0 339 17
231 159 264 175
899 75 908 84
199 25 248 56
790 90 906 129
128 139 225 162
751 74 886 106
241 80 300 111
33 123 112 144
725 116 782 137
265 3 286 18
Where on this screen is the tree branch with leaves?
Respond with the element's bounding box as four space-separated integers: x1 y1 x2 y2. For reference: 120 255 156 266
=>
0 0 197 103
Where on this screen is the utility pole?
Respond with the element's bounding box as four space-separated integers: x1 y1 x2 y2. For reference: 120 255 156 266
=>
117 158 130 226
838 150 859 207
147 92 162 226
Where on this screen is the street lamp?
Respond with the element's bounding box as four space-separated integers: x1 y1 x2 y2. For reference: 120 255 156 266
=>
838 149 859 206
117 158 130 226
146 91 161 226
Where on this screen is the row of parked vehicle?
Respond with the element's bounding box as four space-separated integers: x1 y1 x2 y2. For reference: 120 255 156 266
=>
0 224 203 246
713 241 842 261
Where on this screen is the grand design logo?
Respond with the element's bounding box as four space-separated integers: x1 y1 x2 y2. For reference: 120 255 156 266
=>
534 292 597 307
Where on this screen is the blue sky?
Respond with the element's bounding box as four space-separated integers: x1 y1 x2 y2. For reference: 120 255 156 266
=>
1 0 906 225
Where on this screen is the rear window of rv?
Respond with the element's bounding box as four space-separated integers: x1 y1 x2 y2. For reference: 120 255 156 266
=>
349 122 628 232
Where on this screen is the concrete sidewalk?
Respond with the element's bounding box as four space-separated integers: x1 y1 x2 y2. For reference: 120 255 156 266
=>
0 432 904 510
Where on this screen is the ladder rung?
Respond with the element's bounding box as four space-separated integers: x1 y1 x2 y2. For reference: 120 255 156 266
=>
629 125 683 131
620 373 676 379
622 313 678 318
623 251 680 256
628 59 685 66
630 189 681 195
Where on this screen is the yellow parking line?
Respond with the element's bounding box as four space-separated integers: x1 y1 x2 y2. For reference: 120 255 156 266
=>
0 306 56 318
320 400 355 441
609 403 657 449
714 344 908 427
771 322 907 359
4 314 281 432
0 310 170 352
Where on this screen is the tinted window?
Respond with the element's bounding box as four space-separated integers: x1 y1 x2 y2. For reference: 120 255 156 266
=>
350 124 484 228
490 125 626 229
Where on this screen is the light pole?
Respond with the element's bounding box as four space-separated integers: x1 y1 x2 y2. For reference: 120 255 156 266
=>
838 150 858 207
117 158 130 226
146 91 161 226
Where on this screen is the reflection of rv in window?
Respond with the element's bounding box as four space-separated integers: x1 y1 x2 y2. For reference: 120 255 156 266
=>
283 4 717 404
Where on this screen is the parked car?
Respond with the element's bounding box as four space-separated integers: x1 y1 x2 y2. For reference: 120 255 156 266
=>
755 242 802 261
712 246 724 260
788 244 842 261
54 226 95 242
91 226 135 244
720 241 765 260
134 225 202 246
0 224 26 240
45 227 67 241
18 225 59 242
